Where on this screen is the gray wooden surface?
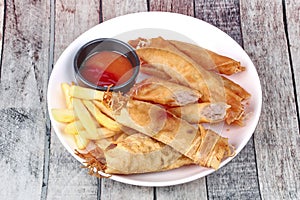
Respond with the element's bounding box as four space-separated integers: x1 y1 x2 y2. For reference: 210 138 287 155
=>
0 0 299 199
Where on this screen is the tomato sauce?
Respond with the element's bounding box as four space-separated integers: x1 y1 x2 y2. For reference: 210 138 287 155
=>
79 51 133 87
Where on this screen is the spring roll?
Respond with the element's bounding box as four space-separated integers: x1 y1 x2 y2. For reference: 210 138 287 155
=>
169 102 230 124
221 76 250 100
129 37 245 75
131 37 250 100
139 63 250 101
76 133 193 175
136 48 225 102
136 45 249 124
114 99 233 169
169 40 245 75
130 77 202 107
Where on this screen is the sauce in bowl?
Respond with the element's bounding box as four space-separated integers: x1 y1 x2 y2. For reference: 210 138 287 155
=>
74 38 140 92
79 51 134 87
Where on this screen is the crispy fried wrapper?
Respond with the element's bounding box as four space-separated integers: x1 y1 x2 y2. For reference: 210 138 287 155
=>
138 37 250 100
129 77 202 107
169 40 245 75
76 97 234 176
136 47 226 102
168 102 230 124
104 133 193 174
128 37 245 75
76 132 193 175
128 37 250 124
114 99 234 169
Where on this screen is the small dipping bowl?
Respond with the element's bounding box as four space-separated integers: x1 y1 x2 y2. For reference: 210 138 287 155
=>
74 38 140 92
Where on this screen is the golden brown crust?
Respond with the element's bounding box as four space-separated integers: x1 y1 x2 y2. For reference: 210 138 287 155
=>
129 77 202 107
136 47 226 102
169 40 245 75
136 47 247 124
129 37 245 75
114 100 233 169
168 102 229 124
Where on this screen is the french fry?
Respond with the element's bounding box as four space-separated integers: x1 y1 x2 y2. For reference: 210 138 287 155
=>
51 108 76 123
83 100 122 132
93 100 115 119
74 133 89 150
70 85 104 100
78 127 117 140
61 83 73 109
73 98 98 138
64 120 85 135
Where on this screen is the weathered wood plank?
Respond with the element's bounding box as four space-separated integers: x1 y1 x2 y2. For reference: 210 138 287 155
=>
194 0 261 199
206 141 260 199
0 0 50 108
0 108 46 199
101 179 153 200
155 179 207 200
195 0 243 46
53 0 101 61
47 0 100 199
0 0 4 65
285 0 300 122
149 0 194 16
47 133 99 200
99 1 154 199
0 0 50 199
240 0 300 199
102 0 147 21
148 1 207 199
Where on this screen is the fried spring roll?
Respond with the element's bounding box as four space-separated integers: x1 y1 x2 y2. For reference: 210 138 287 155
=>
76 133 193 175
169 102 230 124
129 37 245 75
114 99 233 169
136 46 247 124
221 76 250 100
169 40 245 75
139 63 250 101
104 134 193 174
130 77 202 107
129 37 250 99
136 47 226 102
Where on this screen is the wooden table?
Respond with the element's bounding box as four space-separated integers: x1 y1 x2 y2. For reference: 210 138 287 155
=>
0 0 299 199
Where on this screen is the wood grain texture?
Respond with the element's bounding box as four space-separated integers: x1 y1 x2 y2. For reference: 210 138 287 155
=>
47 133 99 200
156 179 207 200
0 0 50 199
149 0 194 16
195 0 243 46
102 0 147 21
47 0 100 199
0 0 4 65
285 0 300 121
241 0 300 199
195 0 261 199
205 140 261 199
101 179 153 200
0 0 50 108
0 108 46 199
53 0 100 61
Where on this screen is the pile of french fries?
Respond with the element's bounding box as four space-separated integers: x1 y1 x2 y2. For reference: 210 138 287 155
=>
51 83 122 149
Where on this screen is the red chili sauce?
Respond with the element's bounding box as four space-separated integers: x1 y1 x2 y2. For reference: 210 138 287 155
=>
79 51 133 87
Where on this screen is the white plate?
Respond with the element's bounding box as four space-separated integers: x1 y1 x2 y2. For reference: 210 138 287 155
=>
47 12 262 187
